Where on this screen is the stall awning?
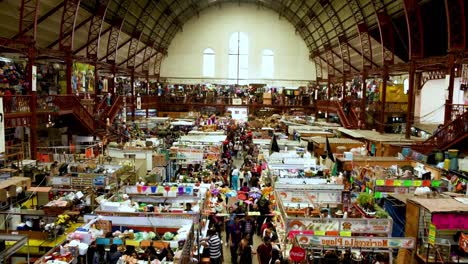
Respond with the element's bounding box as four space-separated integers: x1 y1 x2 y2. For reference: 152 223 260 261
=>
407 197 468 213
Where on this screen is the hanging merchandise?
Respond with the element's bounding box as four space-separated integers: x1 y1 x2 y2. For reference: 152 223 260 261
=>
460 233 468 253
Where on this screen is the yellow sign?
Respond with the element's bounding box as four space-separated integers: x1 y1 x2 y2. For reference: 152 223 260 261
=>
380 84 408 103
340 231 352 237
315 230 326 236
315 236 415 249
428 224 436 246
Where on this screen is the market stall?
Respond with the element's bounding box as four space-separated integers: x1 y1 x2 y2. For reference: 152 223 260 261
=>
274 182 410 263
294 233 415 264
303 137 364 157
338 128 425 157
403 196 468 263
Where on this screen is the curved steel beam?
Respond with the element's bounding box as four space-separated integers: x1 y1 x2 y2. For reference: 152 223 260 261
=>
59 0 81 51
126 1 156 69
307 6 333 77
312 52 323 81
403 0 424 59
319 0 352 75
86 0 111 60
48 15 93 49
105 0 131 64
18 0 41 41
346 0 373 69
153 52 165 80
74 26 111 55
444 0 466 51
372 1 395 66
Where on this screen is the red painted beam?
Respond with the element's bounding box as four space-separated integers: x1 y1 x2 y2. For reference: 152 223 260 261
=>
18 0 40 41
445 0 466 51
101 37 131 62
14 1 64 40
86 0 111 59
59 0 81 51
403 0 424 59
105 0 131 64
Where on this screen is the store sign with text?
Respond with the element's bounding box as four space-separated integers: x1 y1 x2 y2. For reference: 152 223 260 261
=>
297 236 415 249
289 246 306 262
287 218 392 234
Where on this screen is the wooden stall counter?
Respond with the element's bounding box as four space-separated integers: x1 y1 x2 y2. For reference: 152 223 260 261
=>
337 157 412 171
303 137 363 156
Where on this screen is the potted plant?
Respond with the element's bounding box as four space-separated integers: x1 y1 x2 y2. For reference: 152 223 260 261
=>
374 205 389 219
356 192 375 212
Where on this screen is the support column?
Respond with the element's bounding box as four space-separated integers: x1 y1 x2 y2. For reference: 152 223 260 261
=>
27 47 38 159
380 68 388 133
444 54 455 124
406 63 416 139
94 62 99 113
65 53 73 94
131 70 135 121
413 71 422 124
145 71 151 118
342 74 347 100
110 64 116 96
360 70 368 129
327 78 332 122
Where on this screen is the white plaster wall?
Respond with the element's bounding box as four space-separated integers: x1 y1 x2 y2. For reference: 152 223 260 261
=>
160 3 315 85
418 77 464 124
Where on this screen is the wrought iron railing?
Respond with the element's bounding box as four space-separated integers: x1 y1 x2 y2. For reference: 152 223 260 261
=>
1 95 32 114
414 110 468 152
51 95 95 131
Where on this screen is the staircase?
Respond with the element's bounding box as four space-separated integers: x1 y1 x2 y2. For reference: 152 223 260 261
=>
106 96 123 123
94 95 123 122
315 100 359 129
52 95 95 132
412 111 468 154
52 95 126 143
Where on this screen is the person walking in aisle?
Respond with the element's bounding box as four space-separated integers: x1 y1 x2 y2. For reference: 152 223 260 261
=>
231 166 240 190
229 217 243 264
238 237 254 264
257 237 273 264
201 228 222 264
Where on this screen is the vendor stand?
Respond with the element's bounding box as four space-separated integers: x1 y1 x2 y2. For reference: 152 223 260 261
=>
276 183 408 263
267 151 322 185
403 196 468 263
302 137 364 157
294 233 415 264
338 128 425 157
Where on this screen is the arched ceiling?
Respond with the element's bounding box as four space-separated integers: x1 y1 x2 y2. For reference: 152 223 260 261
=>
0 0 462 77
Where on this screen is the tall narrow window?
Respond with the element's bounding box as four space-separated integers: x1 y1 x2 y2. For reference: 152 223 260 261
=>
261 49 274 78
203 48 215 77
229 32 248 84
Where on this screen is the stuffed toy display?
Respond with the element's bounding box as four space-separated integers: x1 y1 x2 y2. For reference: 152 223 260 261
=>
0 61 24 85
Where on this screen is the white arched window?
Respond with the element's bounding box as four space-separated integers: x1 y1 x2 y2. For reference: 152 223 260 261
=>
229 32 249 83
203 48 215 77
261 49 274 78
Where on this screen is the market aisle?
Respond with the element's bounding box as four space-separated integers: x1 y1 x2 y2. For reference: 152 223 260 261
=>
221 230 261 264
